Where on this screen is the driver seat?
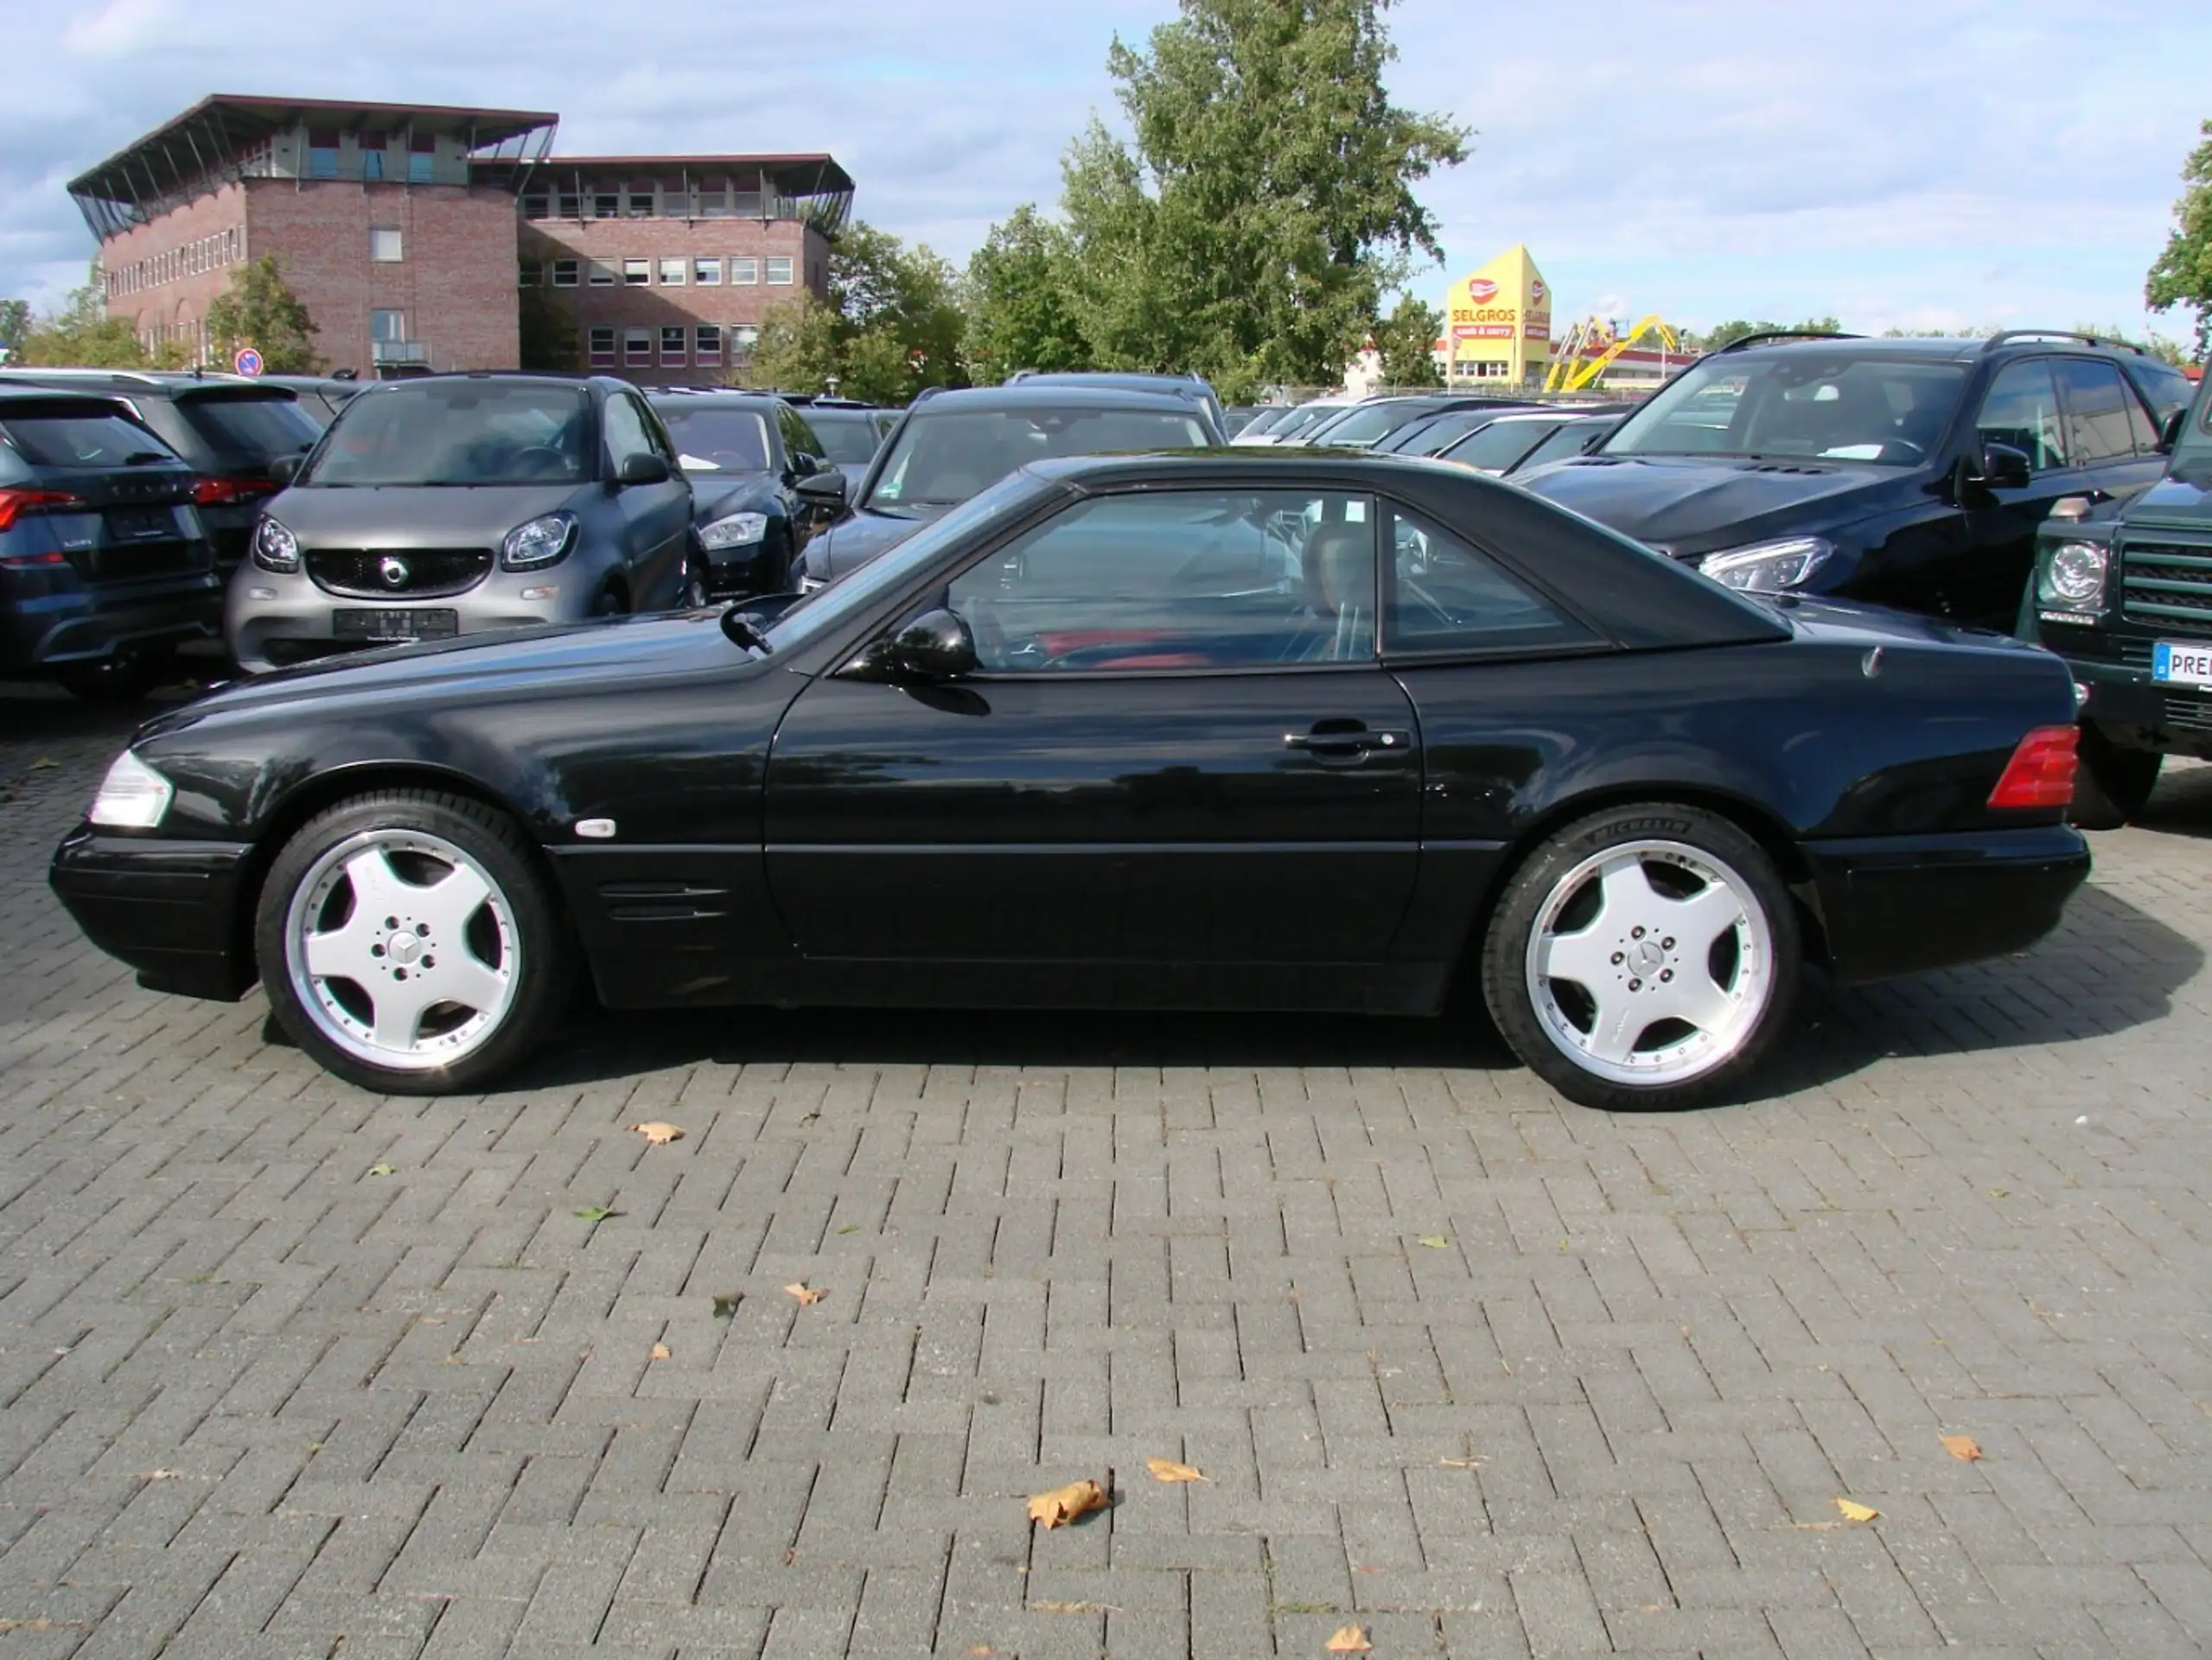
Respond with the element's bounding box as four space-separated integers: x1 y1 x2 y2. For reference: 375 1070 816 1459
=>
1283 523 1373 662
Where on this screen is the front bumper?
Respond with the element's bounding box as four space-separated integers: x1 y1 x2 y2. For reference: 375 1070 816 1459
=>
49 828 257 1001
1801 825 2090 985
2056 650 2212 758
226 564 577 674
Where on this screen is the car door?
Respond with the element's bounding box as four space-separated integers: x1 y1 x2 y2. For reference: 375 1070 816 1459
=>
762 484 1424 1006
602 391 691 605
1960 357 2092 626
2052 355 2167 510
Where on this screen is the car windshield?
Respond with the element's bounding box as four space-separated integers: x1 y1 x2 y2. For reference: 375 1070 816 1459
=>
659 406 772 474
1305 401 1437 447
1604 353 1967 465
764 469 1060 651
175 393 322 464
865 407 1208 512
303 381 592 487
1516 417 1616 471
1440 419 1559 473
1265 405 1348 442
806 409 885 465
0 408 175 469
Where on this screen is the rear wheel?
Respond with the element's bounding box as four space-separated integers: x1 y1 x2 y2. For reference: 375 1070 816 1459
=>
55 655 166 702
678 533 710 609
2069 727 2161 829
1482 803 1800 1111
254 790 574 1095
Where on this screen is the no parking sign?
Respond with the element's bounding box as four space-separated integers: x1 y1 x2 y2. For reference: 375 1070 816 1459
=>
233 346 263 377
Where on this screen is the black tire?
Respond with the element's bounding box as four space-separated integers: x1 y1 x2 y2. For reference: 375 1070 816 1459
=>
253 789 576 1095
1480 802 1801 1112
56 656 164 702
678 533 710 609
593 584 630 617
2068 728 2161 830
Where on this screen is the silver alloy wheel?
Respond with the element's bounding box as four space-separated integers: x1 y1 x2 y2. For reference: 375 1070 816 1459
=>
283 828 520 1073
1523 838 1773 1088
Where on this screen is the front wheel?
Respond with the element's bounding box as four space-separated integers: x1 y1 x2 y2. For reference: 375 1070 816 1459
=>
1481 803 1800 1111
254 790 575 1095
2069 728 2161 830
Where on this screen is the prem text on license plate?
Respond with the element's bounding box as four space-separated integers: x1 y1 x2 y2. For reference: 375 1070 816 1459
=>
2153 641 2212 687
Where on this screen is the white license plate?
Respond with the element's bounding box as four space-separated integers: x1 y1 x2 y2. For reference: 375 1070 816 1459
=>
2152 642 2212 687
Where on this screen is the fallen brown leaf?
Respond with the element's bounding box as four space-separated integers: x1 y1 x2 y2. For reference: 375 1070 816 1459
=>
628 1120 685 1145
1833 1497 1879 1523
1325 1625 1374 1653
1940 1434 1983 1462
650 1343 671 1360
784 1282 826 1306
1026 1478 1108 1528
1145 1457 1208 1484
1031 1599 1120 1614
1438 1456 1484 1469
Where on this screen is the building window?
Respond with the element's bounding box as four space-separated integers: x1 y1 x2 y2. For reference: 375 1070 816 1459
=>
518 260 539 288
307 128 340 179
360 132 386 180
588 260 616 286
371 310 406 344
592 192 621 219
766 257 794 285
588 326 615 368
551 259 580 287
730 258 759 286
695 324 723 366
555 190 581 219
520 193 549 219
627 189 654 219
660 326 687 366
623 328 652 367
369 227 403 263
693 257 722 285
408 134 437 183
622 258 651 286
658 258 685 286
731 324 760 357
698 182 731 218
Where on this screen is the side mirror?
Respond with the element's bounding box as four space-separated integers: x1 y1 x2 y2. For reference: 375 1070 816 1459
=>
268 452 303 486
889 608 977 680
1976 442 2032 491
794 469 848 514
2158 407 2186 455
615 452 672 487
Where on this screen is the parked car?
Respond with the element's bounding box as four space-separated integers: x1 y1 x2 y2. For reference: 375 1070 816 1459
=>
2018 368 2212 826
1369 400 1541 457
253 374 367 427
1433 408 1627 476
650 389 831 597
225 373 698 674
0 387 220 697
1229 406 1302 443
793 384 1214 588
1522 331 2182 629
1003 371 1226 441
1221 405 1265 438
55 450 2088 1112
0 369 322 573
1291 394 1523 450
788 402 895 491
1231 396 1361 446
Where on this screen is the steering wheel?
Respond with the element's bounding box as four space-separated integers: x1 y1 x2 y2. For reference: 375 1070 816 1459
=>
510 445 572 480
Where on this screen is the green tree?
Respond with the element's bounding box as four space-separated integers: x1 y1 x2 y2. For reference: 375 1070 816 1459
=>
964 205 1092 381
205 255 321 374
1692 316 1844 350
2147 118 2212 359
0 298 28 362
516 284 578 373
19 265 154 367
1055 0 1469 397
749 223 966 403
1373 292 1441 386
747 293 845 393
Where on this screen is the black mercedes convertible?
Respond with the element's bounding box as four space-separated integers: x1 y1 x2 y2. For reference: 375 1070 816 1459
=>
51 450 2090 1110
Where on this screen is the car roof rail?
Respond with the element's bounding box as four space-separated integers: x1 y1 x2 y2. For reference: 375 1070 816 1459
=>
1981 329 2145 355
908 385 946 405
1713 329 1863 354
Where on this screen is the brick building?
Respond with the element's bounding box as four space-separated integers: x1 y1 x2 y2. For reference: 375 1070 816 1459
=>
518 156 851 386
67 97 852 384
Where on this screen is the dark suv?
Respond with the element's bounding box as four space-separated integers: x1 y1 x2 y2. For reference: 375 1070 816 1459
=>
0 388 219 696
2019 367 2212 825
0 370 322 573
1522 332 2184 629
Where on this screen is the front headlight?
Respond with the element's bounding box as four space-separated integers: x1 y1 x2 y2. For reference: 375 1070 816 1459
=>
252 516 298 572
88 750 172 829
700 511 768 552
502 512 578 571
2037 540 2108 610
1699 536 1836 592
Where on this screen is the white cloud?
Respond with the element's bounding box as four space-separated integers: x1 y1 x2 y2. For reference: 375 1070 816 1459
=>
61 0 184 58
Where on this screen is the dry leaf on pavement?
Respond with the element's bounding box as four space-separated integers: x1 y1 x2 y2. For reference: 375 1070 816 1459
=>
1833 1497 1879 1523
1940 1434 1983 1462
1145 1457 1208 1484
1325 1625 1374 1653
1026 1478 1108 1528
650 1343 671 1360
628 1121 685 1145
785 1283 826 1306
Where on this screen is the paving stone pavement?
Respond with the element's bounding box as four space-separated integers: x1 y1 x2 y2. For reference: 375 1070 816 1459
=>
1 681 2209 1660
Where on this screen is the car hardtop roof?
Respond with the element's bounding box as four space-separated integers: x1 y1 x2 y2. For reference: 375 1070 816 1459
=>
1715 330 2151 364
354 371 609 395
1006 369 1218 392
644 387 786 408
901 384 1218 416
0 367 302 399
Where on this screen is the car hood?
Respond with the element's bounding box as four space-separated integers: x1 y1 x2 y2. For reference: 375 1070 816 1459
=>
2120 455 2212 532
1522 456 1896 555
689 471 780 520
268 482 585 546
810 505 945 578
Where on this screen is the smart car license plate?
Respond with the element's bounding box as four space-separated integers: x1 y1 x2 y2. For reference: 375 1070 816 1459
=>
333 609 459 643
2151 642 2212 688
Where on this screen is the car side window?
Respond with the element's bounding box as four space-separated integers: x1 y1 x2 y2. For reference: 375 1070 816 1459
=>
1974 360 2069 472
2131 361 2195 426
601 394 656 469
782 407 823 467
2054 359 2148 463
1385 509 1598 655
941 488 1375 673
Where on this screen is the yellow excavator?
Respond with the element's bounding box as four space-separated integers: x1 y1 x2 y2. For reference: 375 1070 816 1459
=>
1545 315 1683 393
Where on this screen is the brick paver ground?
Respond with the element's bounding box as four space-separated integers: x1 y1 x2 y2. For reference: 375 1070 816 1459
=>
1 682 2208 1659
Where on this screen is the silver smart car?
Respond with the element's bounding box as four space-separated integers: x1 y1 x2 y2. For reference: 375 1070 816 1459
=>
226 374 700 673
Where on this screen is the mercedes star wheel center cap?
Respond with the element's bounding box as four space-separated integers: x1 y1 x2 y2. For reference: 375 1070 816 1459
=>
380 555 410 588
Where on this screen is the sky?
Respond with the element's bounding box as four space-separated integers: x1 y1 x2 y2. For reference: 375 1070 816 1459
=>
6 0 2208 346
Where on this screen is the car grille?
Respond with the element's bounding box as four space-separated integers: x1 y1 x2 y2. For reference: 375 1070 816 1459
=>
2167 699 2212 735
306 547 494 599
2119 540 2212 625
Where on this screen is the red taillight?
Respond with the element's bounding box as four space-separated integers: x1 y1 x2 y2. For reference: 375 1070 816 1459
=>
0 487 86 533
192 475 277 508
1987 725 2080 810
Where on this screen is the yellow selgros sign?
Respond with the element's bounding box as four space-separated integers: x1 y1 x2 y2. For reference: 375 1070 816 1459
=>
1444 245 1552 387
